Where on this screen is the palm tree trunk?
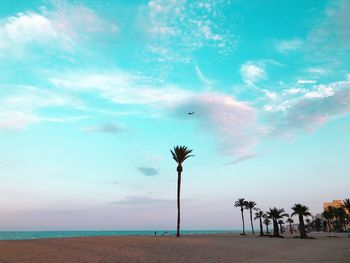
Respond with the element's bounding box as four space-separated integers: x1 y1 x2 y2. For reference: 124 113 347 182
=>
241 208 245 235
259 217 263 236
266 224 269 234
176 169 182 237
289 222 293 234
299 215 307 238
273 220 279 236
250 209 255 234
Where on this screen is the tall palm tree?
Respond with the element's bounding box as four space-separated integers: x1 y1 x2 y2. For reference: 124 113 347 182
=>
291 204 311 239
254 209 264 236
263 215 271 234
286 217 294 234
171 146 194 237
246 201 257 234
266 207 288 237
278 219 284 234
235 198 248 235
342 198 350 224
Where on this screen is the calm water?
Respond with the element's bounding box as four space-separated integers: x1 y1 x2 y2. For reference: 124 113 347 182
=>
0 230 238 240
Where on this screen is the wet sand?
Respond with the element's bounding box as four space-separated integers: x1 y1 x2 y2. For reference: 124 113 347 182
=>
0 233 348 262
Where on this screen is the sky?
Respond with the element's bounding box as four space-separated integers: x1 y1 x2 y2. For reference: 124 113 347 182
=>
0 0 349 231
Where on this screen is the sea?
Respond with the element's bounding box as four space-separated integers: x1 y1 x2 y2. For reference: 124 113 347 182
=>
0 230 239 240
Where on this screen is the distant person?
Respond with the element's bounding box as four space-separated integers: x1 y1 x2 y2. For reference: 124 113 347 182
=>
154 231 157 236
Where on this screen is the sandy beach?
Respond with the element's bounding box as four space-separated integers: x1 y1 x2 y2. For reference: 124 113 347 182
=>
0 233 348 263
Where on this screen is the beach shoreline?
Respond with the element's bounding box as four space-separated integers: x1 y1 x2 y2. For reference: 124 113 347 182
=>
0 233 348 262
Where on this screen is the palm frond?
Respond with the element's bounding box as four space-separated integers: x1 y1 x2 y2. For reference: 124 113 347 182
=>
171 145 194 164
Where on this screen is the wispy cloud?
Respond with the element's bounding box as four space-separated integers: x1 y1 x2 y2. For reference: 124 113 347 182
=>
269 76 350 136
275 38 303 53
0 85 83 130
224 154 258 165
306 68 330 76
305 0 350 62
50 71 192 107
297 79 316 85
195 66 214 88
137 167 159 177
81 123 128 134
140 0 237 62
109 196 173 207
240 62 266 86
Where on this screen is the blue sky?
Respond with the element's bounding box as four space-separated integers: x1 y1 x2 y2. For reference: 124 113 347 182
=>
0 0 349 230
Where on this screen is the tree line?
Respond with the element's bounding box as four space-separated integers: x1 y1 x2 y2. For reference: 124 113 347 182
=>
235 198 350 238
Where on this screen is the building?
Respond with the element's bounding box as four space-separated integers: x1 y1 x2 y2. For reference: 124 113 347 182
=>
323 200 345 211
323 199 349 231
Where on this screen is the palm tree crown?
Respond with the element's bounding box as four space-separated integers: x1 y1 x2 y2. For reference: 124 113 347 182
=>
234 198 248 209
246 201 256 210
171 146 194 168
267 207 289 221
286 218 294 224
254 209 264 236
254 210 264 220
291 204 311 217
267 207 288 236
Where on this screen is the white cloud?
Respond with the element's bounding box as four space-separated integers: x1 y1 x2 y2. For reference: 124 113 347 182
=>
0 12 72 55
50 71 192 107
306 68 330 76
297 79 316 84
263 90 277 100
268 76 350 136
81 123 128 134
195 66 214 88
0 111 40 131
0 4 117 57
304 85 334 98
140 0 237 61
275 38 303 53
0 86 83 131
240 62 266 86
285 88 307 95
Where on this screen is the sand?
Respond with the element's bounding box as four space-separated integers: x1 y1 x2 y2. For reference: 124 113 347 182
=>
0 233 349 263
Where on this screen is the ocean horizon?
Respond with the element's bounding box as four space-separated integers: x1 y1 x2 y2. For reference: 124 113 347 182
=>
0 230 242 241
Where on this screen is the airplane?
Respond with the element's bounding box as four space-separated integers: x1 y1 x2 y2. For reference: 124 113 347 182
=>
188 112 195 115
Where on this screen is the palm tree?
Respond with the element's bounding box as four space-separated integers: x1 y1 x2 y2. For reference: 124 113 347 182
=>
263 215 271 234
291 204 311 238
254 209 264 236
286 217 294 234
266 207 288 237
278 219 285 234
323 207 334 232
170 146 194 237
235 198 248 235
334 207 346 232
343 198 350 214
305 218 311 232
342 198 350 224
246 201 257 234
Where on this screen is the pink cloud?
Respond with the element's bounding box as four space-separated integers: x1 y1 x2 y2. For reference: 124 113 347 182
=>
173 93 262 157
